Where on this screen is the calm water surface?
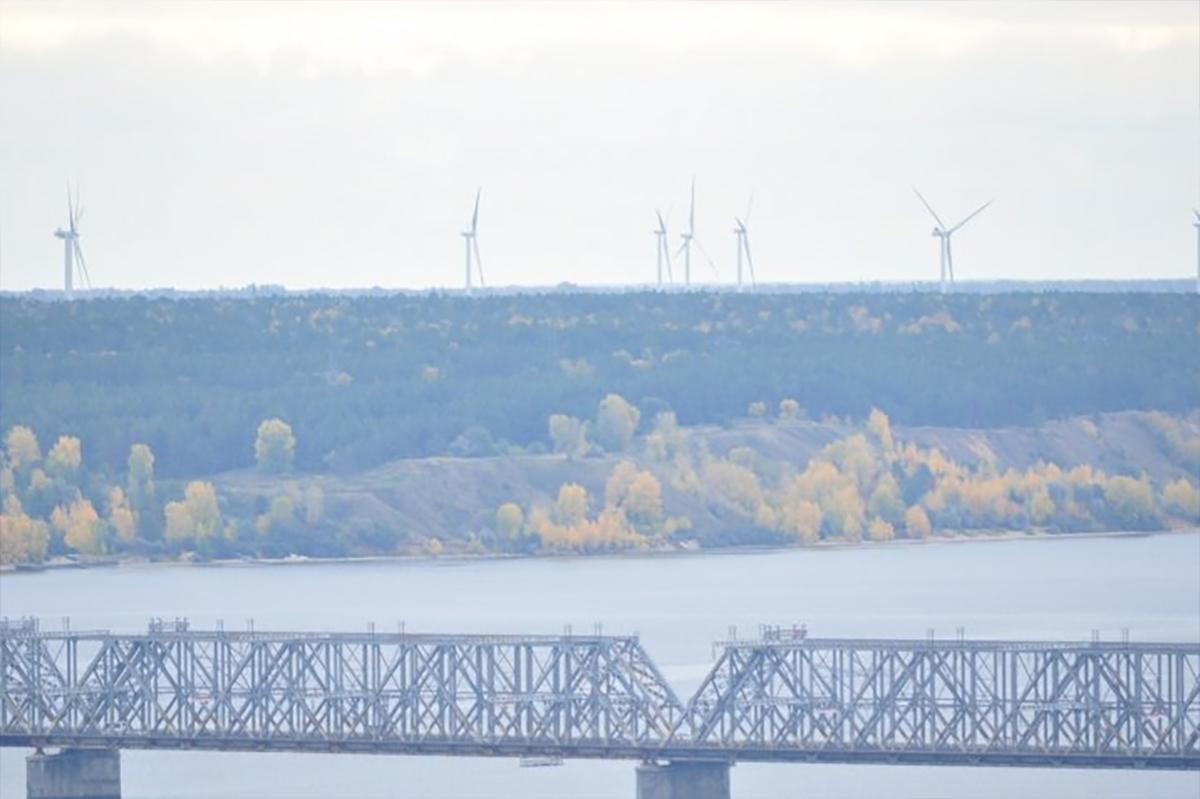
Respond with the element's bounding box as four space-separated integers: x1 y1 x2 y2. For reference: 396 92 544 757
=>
1 532 1198 799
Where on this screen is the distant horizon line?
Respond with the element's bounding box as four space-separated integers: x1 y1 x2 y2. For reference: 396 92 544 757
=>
0 277 1195 299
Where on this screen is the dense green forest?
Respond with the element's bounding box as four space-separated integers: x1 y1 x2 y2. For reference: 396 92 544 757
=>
0 291 1196 479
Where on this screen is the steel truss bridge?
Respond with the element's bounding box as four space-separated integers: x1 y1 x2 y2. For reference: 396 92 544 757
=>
2 621 1198 771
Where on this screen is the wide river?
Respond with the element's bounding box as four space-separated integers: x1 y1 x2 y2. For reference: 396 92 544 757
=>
2 532 1198 799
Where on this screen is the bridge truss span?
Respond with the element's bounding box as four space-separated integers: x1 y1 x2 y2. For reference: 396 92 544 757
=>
1 622 1197 770
0 627 685 758
686 636 1200 768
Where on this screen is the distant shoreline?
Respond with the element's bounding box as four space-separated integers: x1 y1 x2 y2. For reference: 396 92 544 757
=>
4 525 1196 578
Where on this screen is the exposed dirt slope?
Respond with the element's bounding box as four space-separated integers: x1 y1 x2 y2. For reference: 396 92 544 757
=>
215 410 1197 549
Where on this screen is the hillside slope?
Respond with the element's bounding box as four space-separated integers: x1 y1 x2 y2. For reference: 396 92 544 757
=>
214 410 1200 553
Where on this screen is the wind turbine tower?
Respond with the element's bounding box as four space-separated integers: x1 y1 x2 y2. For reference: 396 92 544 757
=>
733 194 756 291
653 210 673 287
913 188 991 293
53 188 90 299
461 188 485 292
675 178 716 286
1193 209 1199 294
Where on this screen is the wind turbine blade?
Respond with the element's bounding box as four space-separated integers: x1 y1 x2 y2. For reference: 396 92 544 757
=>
674 241 688 259
471 188 481 233
472 237 484 287
694 238 719 277
74 241 91 289
912 187 945 228
948 199 993 234
744 235 755 286
1193 208 1199 221
656 209 667 233
664 241 673 283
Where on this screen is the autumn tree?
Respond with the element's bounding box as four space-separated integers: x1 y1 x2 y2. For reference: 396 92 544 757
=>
1162 478 1200 520
867 408 895 452
778 399 802 421
496 502 524 539
107 487 137 543
52 498 104 554
45 435 83 481
164 481 223 544
605 461 662 524
4 425 41 471
1103 475 1158 529
867 517 895 542
904 505 932 538
0 496 50 564
867 474 905 526
594 393 640 452
748 401 767 419
254 418 296 473
555 483 589 526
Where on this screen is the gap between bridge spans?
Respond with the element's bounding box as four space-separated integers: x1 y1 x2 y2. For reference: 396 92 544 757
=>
1 620 1197 771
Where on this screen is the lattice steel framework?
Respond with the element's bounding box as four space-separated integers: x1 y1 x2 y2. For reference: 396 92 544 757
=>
1 621 1197 770
0 623 683 759
685 633 1200 768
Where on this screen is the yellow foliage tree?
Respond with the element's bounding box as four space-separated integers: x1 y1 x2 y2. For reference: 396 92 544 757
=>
52 498 103 554
46 436 83 480
867 474 905 526
904 505 932 539
867 517 895 542
748 401 768 419
5 425 41 470
107 487 137 542
1103 475 1157 528
1162 478 1200 520
0 496 50 564
867 408 894 452
495 502 524 538
555 483 589 526
164 481 223 544
778 398 802 420
778 498 822 544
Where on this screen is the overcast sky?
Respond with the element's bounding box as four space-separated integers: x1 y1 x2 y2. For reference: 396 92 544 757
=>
0 1 1196 291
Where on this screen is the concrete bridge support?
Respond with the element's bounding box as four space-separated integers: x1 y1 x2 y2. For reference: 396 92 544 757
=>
26 749 121 799
636 760 730 799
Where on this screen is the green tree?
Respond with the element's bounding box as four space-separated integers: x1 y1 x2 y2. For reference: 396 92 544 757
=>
594 394 640 452
255 418 296 473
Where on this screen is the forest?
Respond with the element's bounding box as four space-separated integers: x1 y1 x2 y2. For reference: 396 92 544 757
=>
1 290 1197 566
0 291 1195 479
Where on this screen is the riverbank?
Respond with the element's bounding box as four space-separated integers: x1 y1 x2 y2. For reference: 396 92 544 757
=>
4 524 1196 577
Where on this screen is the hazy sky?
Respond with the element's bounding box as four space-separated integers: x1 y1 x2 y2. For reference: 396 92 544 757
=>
1 1 1197 291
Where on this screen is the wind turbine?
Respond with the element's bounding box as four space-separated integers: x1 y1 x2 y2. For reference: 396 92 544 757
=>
733 193 756 291
53 188 90 299
461 188 484 292
653 210 673 287
1193 209 1199 294
913 187 992 293
675 177 717 286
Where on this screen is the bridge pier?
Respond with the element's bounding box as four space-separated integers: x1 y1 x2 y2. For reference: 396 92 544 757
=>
636 760 730 799
26 748 121 799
